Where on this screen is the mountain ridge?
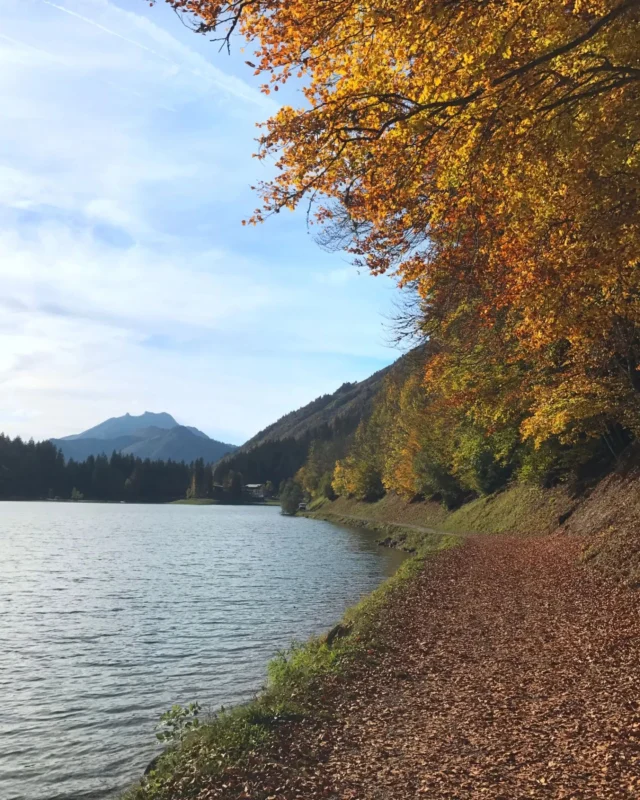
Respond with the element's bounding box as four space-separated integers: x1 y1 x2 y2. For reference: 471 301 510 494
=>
212 361 396 487
238 364 393 453
51 412 236 464
61 411 179 441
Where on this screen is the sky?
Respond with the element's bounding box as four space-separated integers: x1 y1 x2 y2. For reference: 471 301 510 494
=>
0 0 400 445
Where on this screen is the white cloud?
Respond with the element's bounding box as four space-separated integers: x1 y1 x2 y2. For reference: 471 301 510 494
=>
0 223 283 333
0 0 397 443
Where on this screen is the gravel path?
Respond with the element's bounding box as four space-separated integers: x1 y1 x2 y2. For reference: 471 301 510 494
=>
204 535 640 799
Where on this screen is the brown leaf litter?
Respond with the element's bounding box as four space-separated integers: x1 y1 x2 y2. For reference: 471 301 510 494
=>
194 535 640 799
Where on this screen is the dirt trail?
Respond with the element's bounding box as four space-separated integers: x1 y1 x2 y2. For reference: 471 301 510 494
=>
324 511 451 537
297 537 635 796
206 535 640 799
309 535 640 799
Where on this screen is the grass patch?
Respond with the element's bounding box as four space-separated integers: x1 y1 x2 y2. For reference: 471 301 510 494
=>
314 484 574 538
306 495 329 512
440 483 572 535
377 527 455 554
122 531 458 800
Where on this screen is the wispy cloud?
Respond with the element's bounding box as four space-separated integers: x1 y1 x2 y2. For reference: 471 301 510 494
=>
42 0 274 109
0 0 396 443
42 0 171 60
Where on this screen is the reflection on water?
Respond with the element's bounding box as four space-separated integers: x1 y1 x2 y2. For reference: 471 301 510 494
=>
0 502 405 799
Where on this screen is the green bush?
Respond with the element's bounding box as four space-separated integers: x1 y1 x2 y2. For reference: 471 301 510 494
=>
155 703 200 744
279 479 303 515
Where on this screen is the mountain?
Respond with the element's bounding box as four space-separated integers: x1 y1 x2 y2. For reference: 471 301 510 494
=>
60 411 179 441
213 362 395 487
241 365 393 451
49 435 141 462
119 426 234 463
51 412 236 464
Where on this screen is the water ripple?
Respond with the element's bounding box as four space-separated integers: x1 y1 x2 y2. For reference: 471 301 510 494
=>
0 501 405 799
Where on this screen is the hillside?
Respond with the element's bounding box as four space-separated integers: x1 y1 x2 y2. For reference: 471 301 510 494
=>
51 412 236 464
310 441 640 588
213 360 397 486
241 365 393 450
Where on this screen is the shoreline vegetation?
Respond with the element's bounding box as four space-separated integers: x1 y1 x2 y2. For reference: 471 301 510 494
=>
304 484 574 541
124 463 640 797
123 521 459 800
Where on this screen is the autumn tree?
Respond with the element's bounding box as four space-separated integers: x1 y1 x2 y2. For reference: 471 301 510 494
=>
160 0 640 449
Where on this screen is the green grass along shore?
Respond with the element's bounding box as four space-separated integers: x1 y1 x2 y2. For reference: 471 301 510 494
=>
122 525 458 800
304 483 575 541
124 482 572 799
126 471 640 798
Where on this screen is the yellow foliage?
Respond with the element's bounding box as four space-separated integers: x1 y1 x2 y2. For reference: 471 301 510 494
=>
162 0 640 444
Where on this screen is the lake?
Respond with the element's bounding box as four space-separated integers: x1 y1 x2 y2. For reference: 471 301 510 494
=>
0 502 405 800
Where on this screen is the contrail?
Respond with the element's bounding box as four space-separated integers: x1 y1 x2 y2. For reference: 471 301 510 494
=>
0 31 63 63
40 0 275 109
41 0 173 63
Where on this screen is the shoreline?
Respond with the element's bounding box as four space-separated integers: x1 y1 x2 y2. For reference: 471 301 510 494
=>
123 521 458 800
122 494 640 799
0 497 279 506
306 508 460 554
171 498 280 507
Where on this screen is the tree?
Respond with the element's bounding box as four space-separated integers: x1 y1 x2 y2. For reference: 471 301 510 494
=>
223 469 244 503
317 472 336 501
188 458 211 499
161 0 640 449
280 479 303 515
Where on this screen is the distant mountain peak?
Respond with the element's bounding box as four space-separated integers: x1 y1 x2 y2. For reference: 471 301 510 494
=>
52 412 238 464
61 411 178 441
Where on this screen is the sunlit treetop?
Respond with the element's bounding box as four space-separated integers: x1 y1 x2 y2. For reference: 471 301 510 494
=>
158 0 640 444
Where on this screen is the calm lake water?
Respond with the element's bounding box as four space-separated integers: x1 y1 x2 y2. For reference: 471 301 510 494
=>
0 502 405 800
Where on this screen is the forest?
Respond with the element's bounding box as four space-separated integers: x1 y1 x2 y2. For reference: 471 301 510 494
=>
159 0 639 509
0 434 193 503
0 434 274 504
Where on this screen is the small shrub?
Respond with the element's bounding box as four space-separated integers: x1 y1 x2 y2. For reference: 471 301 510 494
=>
156 703 200 744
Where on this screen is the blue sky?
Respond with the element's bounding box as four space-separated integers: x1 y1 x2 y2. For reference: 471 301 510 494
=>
0 0 399 445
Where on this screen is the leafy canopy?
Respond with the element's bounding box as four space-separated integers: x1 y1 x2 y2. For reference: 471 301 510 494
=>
161 0 640 445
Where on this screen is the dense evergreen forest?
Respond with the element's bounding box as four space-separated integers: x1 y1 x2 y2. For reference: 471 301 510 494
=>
0 434 277 504
0 434 192 503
